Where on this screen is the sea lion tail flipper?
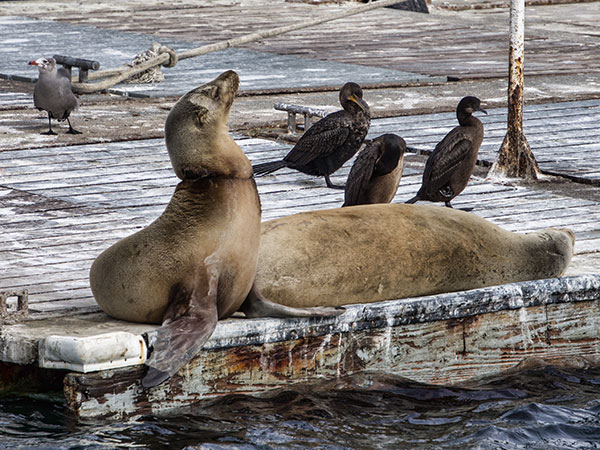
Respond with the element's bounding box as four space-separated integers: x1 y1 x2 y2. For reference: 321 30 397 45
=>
142 284 219 388
240 283 344 318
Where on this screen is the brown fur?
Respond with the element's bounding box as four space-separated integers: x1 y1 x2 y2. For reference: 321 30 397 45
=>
90 71 259 325
165 72 251 180
89 71 265 387
90 176 261 323
256 204 574 308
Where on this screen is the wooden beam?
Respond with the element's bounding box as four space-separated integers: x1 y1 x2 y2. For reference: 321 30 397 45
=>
62 275 600 420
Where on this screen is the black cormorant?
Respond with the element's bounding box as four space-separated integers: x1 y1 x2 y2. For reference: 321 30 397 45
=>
253 82 370 189
406 96 486 208
343 133 406 207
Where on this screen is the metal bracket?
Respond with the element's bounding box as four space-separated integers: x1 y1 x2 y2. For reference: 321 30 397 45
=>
274 102 327 134
0 290 29 323
53 54 101 83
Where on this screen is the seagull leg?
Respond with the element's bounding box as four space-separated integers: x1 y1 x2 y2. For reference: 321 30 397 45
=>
41 113 57 136
324 174 345 190
66 118 82 135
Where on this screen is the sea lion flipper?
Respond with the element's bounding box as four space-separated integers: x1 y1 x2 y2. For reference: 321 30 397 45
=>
239 283 344 318
142 282 219 388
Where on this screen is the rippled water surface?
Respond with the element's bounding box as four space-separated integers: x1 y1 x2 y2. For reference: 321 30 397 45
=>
2 365 600 449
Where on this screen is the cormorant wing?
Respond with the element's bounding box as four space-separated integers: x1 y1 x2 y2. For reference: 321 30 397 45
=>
422 131 474 195
283 112 351 166
344 141 380 206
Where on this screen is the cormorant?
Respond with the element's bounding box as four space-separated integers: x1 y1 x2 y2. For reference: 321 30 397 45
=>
406 96 486 208
253 82 370 189
29 57 81 135
343 133 406 207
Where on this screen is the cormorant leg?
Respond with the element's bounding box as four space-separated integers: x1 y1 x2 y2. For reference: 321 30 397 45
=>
405 195 419 204
324 174 345 190
444 201 454 208
66 118 82 135
41 113 57 136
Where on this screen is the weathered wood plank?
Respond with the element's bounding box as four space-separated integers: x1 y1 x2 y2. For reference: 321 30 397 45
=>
2 102 600 314
58 275 600 419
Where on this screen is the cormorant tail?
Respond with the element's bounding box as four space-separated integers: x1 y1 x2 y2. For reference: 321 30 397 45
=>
405 195 419 204
252 160 287 176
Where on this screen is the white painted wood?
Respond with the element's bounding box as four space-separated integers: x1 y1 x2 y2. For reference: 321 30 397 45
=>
39 332 147 372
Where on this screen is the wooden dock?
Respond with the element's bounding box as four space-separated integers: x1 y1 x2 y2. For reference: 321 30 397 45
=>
2 98 600 417
2 100 598 321
1 0 599 420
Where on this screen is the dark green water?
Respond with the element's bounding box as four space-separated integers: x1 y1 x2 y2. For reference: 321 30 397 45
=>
2 366 600 449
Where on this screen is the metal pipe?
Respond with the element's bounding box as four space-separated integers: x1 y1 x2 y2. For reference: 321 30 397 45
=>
53 55 100 71
508 0 525 134
489 0 540 180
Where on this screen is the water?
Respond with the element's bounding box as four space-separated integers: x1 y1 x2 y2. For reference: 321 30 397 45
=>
2 365 600 449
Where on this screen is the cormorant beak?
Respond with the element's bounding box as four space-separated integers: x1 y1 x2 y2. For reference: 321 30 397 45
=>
477 106 488 115
349 94 368 113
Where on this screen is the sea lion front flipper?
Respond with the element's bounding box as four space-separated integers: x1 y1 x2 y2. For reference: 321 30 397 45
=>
239 283 344 318
142 280 219 388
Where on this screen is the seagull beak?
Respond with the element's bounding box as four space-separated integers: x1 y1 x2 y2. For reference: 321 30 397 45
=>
28 60 38 66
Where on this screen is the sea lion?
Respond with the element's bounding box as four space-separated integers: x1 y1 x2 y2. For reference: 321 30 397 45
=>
252 82 370 189
90 71 339 388
343 133 406 207
255 204 574 308
407 96 487 208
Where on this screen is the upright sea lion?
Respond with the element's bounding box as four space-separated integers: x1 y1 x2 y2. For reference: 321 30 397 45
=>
255 204 574 308
90 71 339 388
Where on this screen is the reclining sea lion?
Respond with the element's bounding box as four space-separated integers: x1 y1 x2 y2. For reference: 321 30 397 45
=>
256 204 574 307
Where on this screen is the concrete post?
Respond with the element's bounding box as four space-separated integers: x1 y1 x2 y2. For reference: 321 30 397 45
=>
489 0 540 180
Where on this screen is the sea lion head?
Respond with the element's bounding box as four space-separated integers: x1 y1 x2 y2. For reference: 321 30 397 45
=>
166 70 250 180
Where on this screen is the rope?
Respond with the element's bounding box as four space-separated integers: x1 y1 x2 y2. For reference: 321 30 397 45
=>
71 0 407 94
124 43 177 84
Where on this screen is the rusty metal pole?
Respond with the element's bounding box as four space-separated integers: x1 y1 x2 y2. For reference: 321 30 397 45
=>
489 0 540 179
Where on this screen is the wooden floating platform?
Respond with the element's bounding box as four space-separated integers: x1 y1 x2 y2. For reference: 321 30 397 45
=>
1 96 600 419
47 275 600 419
1 0 599 419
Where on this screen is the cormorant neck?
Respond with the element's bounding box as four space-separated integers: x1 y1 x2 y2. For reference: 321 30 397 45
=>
457 111 479 127
342 99 369 117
